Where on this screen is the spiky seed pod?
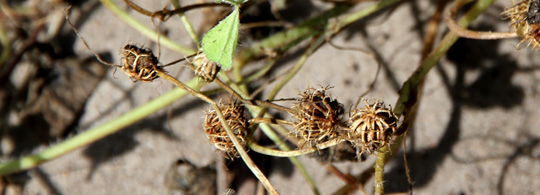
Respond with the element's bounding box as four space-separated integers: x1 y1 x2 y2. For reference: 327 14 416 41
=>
203 102 249 159
120 44 162 82
190 49 221 82
348 99 398 155
503 0 540 49
292 87 344 148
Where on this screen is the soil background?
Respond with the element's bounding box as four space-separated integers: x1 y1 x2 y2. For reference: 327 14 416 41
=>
1 0 540 194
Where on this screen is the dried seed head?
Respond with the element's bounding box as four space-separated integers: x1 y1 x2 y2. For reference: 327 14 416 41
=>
348 99 398 155
503 0 540 49
191 49 221 82
292 87 344 148
203 101 249 159
120 44 163 82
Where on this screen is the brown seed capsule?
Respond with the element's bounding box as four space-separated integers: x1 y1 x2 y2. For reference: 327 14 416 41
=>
203 101 249 159
292 87 344 148
503 0 540 49
120 44 163 82
348 99 398 155
190 49 221 82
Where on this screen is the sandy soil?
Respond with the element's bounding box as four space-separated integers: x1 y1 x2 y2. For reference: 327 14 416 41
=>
2 0 540 194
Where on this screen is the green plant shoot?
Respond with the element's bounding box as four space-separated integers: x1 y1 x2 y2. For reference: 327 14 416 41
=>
201 7 240 70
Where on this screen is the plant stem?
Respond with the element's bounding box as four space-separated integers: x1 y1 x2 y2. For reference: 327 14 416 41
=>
170 0 200 44
0 78 202 176
215 79 297 114
374 145 387 195
249 139 342 157
249 118 295 126
122 0 225 21
156 70 279 195
374 0 496 194
218 76 320 194
445 0 518 40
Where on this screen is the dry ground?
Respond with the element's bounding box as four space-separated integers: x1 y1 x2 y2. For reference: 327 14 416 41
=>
1 0 540 194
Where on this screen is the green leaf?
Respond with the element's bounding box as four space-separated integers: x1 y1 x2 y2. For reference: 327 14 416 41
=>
201 7 240 70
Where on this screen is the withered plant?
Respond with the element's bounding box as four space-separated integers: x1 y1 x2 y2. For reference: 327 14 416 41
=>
0 0 527 195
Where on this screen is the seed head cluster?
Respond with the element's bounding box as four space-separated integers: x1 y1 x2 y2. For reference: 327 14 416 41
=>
202 87 400 159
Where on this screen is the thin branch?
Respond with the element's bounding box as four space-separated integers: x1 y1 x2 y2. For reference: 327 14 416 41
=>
402 132 413 195
445 0 517 39
65 6 120 67
215 78 298 114
156 70 279 195
122 0 227 21
170 0 200 43
249 118 295 126
249 139 343 157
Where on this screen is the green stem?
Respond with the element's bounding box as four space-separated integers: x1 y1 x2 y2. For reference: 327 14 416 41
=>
374 145 387 195
170 0 200 44
0 78 202 176
373 0 495 194
100 0 196 55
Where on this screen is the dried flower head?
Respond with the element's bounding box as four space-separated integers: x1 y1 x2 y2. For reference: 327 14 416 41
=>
292 87 344 148
348 99 398 155
120 44 163 82
190 49 221 82
204 101 249 159
503 0 540 49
